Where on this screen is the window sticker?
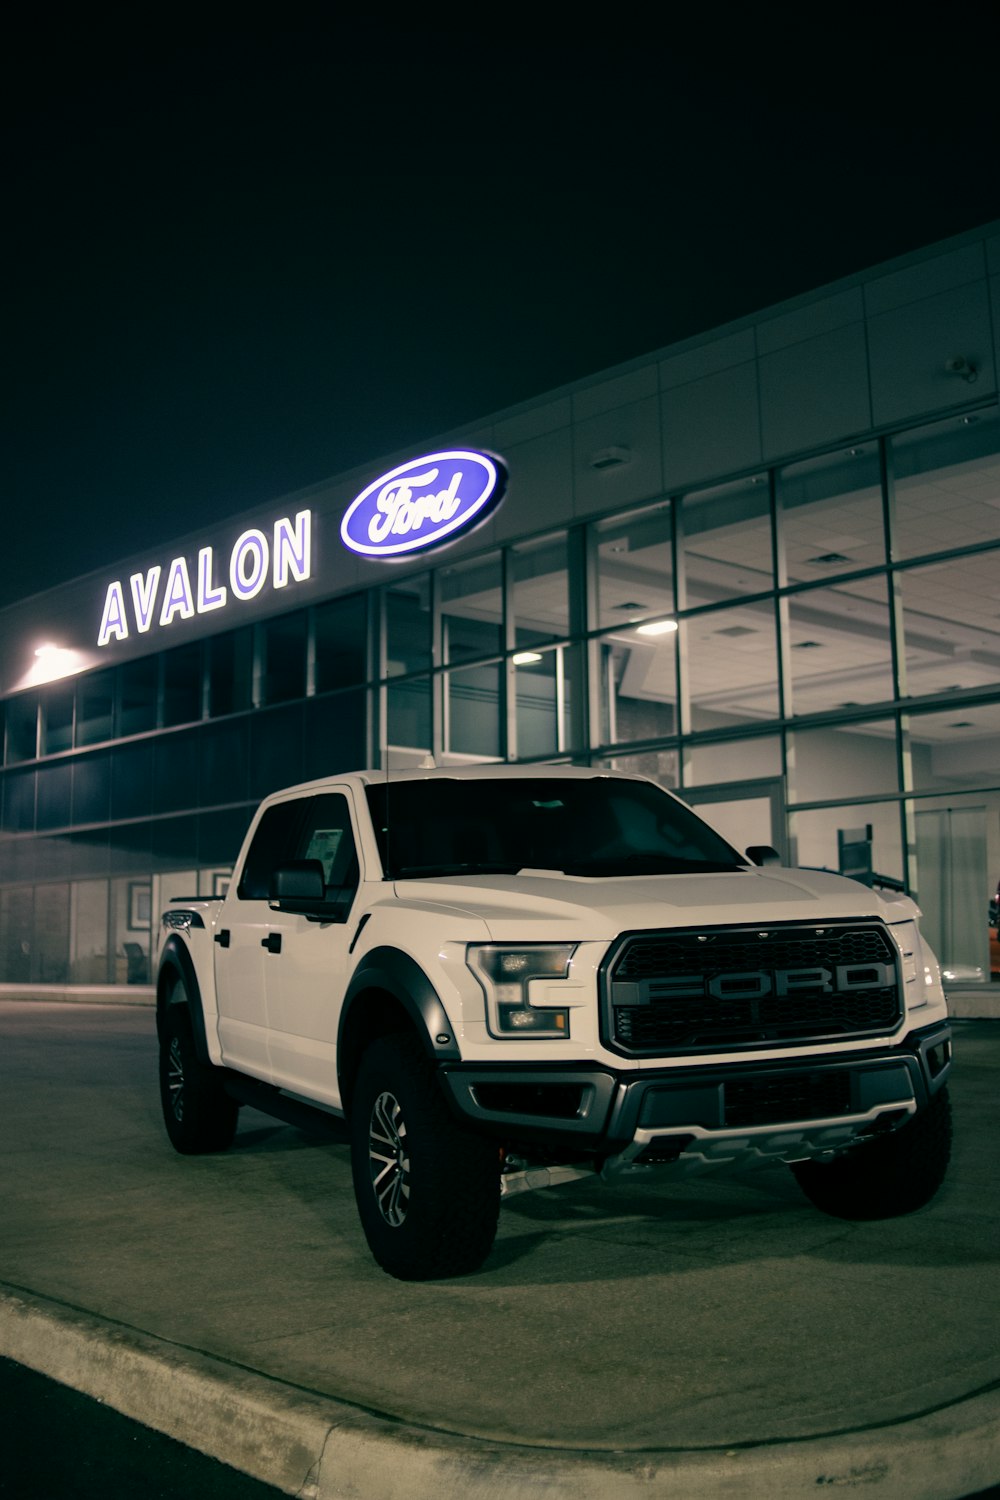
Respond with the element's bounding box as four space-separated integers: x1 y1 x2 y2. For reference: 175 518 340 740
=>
304 828 343 884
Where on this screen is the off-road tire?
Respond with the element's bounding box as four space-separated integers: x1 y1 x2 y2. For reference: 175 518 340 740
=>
159 990 239 1154
791 1085 952 1220
350 1032 500 1281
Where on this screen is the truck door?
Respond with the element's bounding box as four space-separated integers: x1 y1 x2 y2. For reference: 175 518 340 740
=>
261 789 362 1109
214 798 304 1079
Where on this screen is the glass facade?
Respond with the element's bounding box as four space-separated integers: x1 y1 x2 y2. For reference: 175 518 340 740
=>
2 402 1000 990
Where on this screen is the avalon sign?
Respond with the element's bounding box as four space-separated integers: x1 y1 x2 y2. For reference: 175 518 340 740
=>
97 510 312 646
340 450 507 558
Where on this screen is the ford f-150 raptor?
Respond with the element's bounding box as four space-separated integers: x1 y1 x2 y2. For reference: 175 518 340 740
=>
155 765 952 1280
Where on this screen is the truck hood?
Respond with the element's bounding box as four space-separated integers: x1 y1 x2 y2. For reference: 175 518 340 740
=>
392 865 913 942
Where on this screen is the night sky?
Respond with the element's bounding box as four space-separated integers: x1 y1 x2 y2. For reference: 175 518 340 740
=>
3 14 998 611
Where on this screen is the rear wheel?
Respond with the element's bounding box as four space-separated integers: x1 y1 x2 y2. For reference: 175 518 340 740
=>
791 1085 952 1220
159 989 238 1154
350 1033 500 1280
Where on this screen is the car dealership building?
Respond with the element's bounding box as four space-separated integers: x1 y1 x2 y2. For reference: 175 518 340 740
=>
1 221 999 993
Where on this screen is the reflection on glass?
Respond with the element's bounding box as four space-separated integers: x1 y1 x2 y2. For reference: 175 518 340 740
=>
512 534 568 649
111 876 149 987
901 556 1000 699
33 883 70 982
119 657 158 737
514 646 573 759
685 600 778 730
162 643 202 727
789 801 904 888
261 611 306 705
441 553 503 663
686 735 781 787
315 594 367 692
593 502 673 630
3 769 36 832
385 576 431 677
446 663 502 759
788 578 893 714
5 694 38 763
779 445 883 584
602 748 679 789
598 629 677 747
36 762 72 830
913 798 992 983
388 676 431 753
788 722 897 802
682 475 772 604
76 670 115 747
892 407 1000 562
208 628 253 717
908 707 1000 792
69 879 109 984
41 686 74 756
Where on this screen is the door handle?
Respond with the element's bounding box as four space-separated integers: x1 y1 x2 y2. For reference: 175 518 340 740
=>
261 932 282 954
214 929 231 948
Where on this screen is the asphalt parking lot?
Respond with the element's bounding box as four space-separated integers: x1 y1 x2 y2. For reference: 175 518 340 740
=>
0 1000 998 1499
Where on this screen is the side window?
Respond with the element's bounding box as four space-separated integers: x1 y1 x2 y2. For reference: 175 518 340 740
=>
292 792 359 914
237 800 304 899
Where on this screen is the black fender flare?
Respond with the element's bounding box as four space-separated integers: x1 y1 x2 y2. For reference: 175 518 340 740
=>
337 947 460 1103
157 935 213 1065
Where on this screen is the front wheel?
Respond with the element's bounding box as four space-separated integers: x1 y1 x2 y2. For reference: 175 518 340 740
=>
159 992 238 1155
791 1085 952 1220
350 1033 500 1280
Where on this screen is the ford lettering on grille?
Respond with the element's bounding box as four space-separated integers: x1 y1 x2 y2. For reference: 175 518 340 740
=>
602 923 902 1055
629 962 894 1002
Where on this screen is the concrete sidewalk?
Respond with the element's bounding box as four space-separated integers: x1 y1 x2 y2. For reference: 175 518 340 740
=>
0 1001 998 1499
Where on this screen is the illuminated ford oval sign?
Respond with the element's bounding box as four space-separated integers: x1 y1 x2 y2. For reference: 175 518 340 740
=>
340 450 507 557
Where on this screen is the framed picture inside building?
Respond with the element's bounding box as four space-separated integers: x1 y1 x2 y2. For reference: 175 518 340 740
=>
128 881 152 931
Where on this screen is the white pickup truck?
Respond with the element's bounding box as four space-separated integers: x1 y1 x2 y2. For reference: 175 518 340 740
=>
155 764 953 1280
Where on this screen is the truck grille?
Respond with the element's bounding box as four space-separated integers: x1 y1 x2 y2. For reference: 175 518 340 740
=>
602 922 901 1056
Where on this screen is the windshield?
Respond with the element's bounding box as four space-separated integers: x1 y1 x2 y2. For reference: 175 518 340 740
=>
366 776 747 879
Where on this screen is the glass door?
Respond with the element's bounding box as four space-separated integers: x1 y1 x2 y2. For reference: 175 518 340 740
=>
915 805 989 984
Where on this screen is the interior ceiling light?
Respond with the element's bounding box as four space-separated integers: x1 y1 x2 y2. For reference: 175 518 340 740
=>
635 619 678 637
512 651 543 665
715 625 756 637
589 446 631 470
613 601 647 611
807 551 851 565
845 447 863 457
793 640 823 649
950 721 974 728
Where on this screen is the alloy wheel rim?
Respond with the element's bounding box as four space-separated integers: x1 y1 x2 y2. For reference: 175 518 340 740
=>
368 1089 410 1227
167 1036 185 1121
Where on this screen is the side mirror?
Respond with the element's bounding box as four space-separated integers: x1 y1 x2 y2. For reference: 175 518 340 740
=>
269 859 328 914
746 845 781 868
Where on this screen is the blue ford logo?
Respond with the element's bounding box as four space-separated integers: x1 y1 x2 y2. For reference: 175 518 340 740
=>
340 450 507 557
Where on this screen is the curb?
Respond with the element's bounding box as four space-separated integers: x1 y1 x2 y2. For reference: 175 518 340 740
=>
2 1285 999 1500
0 985 156 1006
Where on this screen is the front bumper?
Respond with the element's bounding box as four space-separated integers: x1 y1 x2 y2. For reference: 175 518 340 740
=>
439 1020 952 1168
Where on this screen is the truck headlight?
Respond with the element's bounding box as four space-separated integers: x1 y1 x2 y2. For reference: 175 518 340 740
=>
468 944 577 1038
